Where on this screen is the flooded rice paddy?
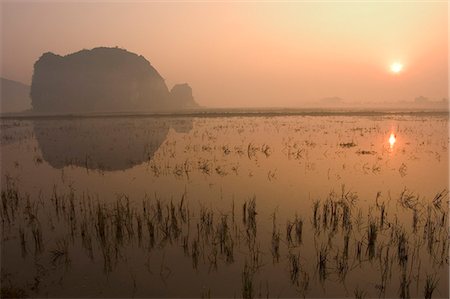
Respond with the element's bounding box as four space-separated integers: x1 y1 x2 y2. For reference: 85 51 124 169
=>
1 113 449 298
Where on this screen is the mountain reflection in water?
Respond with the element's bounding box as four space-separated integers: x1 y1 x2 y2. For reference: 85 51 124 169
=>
33 117 193 171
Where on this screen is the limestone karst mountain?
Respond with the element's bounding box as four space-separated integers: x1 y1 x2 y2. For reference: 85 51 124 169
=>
30 47 198 113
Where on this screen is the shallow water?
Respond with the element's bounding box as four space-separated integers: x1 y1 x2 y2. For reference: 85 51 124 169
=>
1 114 448 298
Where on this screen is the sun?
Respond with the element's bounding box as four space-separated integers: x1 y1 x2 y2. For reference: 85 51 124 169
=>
390 62 403 74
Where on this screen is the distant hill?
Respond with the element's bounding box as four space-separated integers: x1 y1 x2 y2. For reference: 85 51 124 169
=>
319 96 345 106
170 83 197 108
31 47 198 113
1 78 32 113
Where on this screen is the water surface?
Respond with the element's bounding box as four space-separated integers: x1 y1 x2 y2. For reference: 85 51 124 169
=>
1 113 448 298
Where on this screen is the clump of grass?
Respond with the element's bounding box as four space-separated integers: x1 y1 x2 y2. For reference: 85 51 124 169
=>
355 240 363 263
19 227 27 258
155 199 163 223
287 215 303 247
80 219 93 260
170 201 181 239
341 201 352 232
379 202 386 229
356 150 376 155
1 176 20 225
136 215 142 246
31 222 43 255
261 144 271 157
0 285 27 299
191 239 199 270
322 200 330 230
199 206 214 239
113 200 125 245
208 244 218 271
222 145 231 155
288 252 300 285
335 250 348 282
424 206 437 255
354 286 366 299
244 197 257 240
317 244 328 282
146 218 155 249
294 215 303 245
367 219 378 260
271 217 280 263
182 236 190 256
297 270 309 298
173 165 184 177
198 160 211 175
201 287 211 299
217 215 229 252
312 200 320 232
248 242 262 270
342 232 350 259
224 238 234 264
339 141 356 148
412 208 419 233
50 238 70 267
398 272 411 299
432 190 447 211
183 160 192 179
286 221 294 246
378 247 391 297
398 189 418 210
440 236 448 265
423 274 439 299
247 143 258 160
215 166 227 176
95 202 108 247
396 229 409 267
241 263 254 299
215 215 234 263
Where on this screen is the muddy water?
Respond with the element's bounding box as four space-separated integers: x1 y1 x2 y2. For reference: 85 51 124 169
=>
1 114 448 298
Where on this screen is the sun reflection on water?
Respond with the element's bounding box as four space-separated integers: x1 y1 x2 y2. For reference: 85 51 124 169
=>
389 133 396 149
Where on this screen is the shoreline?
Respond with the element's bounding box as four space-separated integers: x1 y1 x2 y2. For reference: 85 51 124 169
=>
1 108 449 120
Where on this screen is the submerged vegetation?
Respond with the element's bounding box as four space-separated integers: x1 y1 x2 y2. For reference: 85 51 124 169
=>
1 176 448 298
1 114 448 297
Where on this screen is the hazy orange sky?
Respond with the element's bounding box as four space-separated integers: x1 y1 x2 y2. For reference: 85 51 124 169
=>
1 1 448 107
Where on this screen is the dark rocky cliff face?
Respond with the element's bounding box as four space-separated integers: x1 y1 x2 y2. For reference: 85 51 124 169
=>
30 47 175 112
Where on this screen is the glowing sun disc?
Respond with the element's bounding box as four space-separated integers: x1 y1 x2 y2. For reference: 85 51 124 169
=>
390 62 403 74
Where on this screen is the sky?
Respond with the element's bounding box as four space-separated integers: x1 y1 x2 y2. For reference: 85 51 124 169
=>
1 1 448 108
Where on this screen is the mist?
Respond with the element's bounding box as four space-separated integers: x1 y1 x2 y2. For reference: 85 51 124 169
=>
1 1 448 108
